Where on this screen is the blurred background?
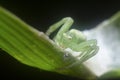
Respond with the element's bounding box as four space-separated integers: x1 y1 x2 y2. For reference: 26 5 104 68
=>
0 0 120 80
0 1 120 31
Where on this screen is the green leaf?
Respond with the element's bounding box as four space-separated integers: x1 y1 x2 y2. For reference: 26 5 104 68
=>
98 69 120 80
0 7 97 79
83 11 120 78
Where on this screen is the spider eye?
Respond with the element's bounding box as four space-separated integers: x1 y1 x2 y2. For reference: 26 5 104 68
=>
69 29 86 41
63 33 72 40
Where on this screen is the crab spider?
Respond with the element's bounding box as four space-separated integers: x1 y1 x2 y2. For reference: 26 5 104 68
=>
46 17 98 67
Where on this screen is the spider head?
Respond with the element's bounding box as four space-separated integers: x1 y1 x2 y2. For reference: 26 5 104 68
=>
58 29 87 49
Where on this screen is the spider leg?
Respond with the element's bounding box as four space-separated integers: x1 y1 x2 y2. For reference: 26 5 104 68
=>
71 39 97 51
75 39 99 62
65 39 99 68
77 45 99 62
45 17 73 43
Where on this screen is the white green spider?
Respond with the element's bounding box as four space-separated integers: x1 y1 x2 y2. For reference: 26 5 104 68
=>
46 17 99 67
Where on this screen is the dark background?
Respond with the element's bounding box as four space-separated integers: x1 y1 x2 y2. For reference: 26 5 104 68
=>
0 1 120 80
0 1 120 31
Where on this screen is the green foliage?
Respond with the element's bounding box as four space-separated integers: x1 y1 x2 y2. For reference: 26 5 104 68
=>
0 7 96 79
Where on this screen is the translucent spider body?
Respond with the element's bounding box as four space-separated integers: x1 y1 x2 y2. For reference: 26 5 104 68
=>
46 17 98 66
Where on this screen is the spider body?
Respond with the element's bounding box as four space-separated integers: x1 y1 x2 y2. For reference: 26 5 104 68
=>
46 17 98 66
57 29 86 50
